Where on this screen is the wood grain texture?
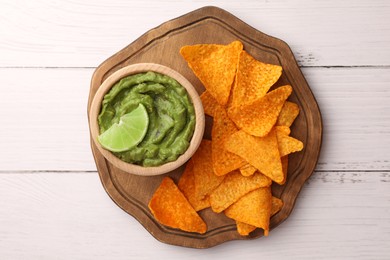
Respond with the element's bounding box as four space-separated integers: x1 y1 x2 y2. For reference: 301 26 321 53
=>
1 0 389 67
0 0 389 257
87 6 322 248
0 172 388 259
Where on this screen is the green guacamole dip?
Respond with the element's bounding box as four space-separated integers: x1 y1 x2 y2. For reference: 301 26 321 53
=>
98 71 196 167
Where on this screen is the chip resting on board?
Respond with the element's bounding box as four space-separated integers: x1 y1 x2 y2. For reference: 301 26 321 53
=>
229 50 282 110
148 177 207 234
225 187 272 236
178 160 211 211
192 139 225 200
212 106 246 176
228 85 292 137
209 170 271 213
225 129 285 184
180 41 243 106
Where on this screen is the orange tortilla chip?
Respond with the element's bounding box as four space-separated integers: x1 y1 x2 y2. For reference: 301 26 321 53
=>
236 196 284 236
192 139 225 200
271 197 284 216
236 221 257 236
200 91 219 117
148 177 207 234
229 50 282 110
225 129 285 184
275 125 291 136
212 106 246 176
276 131 304 157
239 164 257 176
180 41 243 106
277 101 299 127
228 85 292 137
225 187 272 236
209 170 271 213
178 160 210 211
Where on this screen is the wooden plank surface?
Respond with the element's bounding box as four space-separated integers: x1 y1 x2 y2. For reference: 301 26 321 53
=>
0 0 389 258
1 0 389 67
0 172 388 259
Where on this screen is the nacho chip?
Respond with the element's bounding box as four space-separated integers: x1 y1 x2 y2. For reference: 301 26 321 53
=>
178 160 210 211
277 101 299 127
225 129 285 184
148 177 207 234
276 131 304 157
236 221 257 236
239 164 257 177
180 41 243 106
200 91 220 117
271 197 284 216
209 170 271 213
192 139 225 200
212 106 246 176
229 50 282 110
228 85 292 137
225 187 272 236
235 196 284 236
275 125 291 136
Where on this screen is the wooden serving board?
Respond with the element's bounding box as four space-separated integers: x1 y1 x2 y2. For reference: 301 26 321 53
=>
87 6 322 248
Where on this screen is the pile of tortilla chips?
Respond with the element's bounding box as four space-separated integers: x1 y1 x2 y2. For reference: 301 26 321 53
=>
148 40 303 236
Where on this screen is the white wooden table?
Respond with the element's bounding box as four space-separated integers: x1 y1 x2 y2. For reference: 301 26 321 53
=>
1 1 389 259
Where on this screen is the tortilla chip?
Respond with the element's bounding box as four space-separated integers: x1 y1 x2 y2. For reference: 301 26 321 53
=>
271 197 284 216
236 221 257 236
229 50 282 110
228 85 292 137
275 125 291 136
200 91 220 117
236 196 284 236
180 41 243 106
225 187 272 236
209 170 271 213
192 139 225 200
225 129 285 184
239 164 257 177
277 101 299 127
212 106 246 176
178 160 210 211
276 131 304 157
148 177 207 234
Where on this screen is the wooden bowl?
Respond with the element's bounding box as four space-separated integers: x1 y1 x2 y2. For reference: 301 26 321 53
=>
89 63 205 176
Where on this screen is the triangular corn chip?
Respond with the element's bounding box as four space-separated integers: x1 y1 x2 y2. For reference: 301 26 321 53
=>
228 85 292 137
276 101 299 127
235 196 284 236
229 50 282 110
276 130 304 157
225 129 285 184
200 91 219 117
178 160 210 211
192 139 225 200
148 177 207 234
212 106 246 176
180 41 243 106
225 187 272 236
209 170 271 213
239 163 257 177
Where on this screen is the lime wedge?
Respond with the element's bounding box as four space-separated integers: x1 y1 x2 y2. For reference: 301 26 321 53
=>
98 103 149 152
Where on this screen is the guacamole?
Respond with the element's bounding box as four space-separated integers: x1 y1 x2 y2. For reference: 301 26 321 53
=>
98 71 196 167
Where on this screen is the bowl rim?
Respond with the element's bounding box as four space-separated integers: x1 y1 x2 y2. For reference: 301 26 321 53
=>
89 63 205 176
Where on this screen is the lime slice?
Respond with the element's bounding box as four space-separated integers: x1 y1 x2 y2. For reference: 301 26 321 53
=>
98 103 149 152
